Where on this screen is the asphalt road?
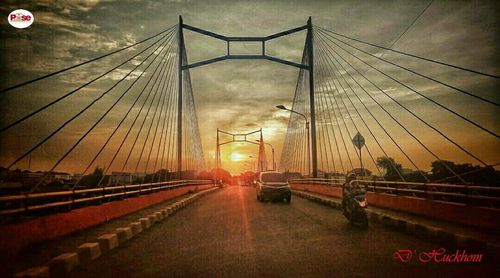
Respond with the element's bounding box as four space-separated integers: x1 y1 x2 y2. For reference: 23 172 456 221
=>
73 186 496 277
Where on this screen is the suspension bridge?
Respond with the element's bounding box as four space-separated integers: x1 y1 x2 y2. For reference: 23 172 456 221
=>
0 16 499 277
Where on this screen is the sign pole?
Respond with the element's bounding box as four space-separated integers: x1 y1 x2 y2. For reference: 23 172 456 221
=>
352 132 366 177
360 146 364 177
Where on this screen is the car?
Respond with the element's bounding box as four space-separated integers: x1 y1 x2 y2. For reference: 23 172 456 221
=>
255 171 291 203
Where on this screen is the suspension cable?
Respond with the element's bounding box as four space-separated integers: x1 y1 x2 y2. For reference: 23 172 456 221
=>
0 25 176 93
156 52 179 182
131 51 173 177
142 45 178 184
74 34 175 188
316 27 499 107
0 25 177 134
317 31 492 169
315 25 500 79
316 33 467 182
316 49 386 179
387 0 434 50
316 44 406 180
7 31 173 171
28 32 174 192
317 28 499 139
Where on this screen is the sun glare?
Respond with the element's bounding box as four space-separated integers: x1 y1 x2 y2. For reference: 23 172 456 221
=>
230 152 244 161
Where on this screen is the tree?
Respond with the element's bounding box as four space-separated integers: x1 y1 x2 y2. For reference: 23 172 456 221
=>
196 170 213 180
212 168 233 184
430 160 499 185
155 169 170 182
376 156 402 181
240 171 257 184
79 167 104 187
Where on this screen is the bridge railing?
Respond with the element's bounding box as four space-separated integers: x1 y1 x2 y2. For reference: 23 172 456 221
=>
289 178 500 207
0 180 213 216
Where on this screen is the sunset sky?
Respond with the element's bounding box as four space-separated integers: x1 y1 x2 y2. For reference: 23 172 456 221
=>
0 0 498 175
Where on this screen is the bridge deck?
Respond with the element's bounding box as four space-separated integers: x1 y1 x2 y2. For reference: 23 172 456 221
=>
60 186 496 277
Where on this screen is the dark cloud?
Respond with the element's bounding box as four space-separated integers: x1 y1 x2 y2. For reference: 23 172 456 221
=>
0 0 498 174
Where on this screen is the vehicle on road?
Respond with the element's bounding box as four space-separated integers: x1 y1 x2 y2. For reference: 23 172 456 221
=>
342 173 368 228
255 171 291 203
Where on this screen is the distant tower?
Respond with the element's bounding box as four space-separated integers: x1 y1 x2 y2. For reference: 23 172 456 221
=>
257 131 268 172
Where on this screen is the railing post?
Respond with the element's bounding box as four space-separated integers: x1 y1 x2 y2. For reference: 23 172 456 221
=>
464 183 469 205
23 192 29 214
101 185 106 202
424 183 428 200
71 188 75 209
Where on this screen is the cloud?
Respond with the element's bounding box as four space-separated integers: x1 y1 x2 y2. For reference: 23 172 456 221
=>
0 0 498 174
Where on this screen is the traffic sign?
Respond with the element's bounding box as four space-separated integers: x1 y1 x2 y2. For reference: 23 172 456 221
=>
352 132 365 150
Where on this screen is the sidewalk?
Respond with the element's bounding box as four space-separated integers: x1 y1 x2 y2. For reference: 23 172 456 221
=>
292 189 500 253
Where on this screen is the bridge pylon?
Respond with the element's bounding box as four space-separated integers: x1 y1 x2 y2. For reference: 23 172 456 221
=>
178 16 319 177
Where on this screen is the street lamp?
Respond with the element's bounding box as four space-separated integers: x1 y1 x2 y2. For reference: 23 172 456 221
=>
255 140 275 171
276 104 310 176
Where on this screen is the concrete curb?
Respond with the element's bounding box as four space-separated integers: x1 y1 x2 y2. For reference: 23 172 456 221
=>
292 189 499 253
155 211 164 221
139 217 151 229
129 222 143 236
14 266 49 278
147 214 157 224
77 243 101 265
49 253 79 277
115 227 133 244
16 186 219 278
97 234 118 253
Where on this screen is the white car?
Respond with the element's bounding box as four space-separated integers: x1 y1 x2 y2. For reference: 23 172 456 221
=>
255 172 291 203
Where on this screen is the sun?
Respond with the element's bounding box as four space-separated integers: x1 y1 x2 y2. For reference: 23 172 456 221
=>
230 152 244 161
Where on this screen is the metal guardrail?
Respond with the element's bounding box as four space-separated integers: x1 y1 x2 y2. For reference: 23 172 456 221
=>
289 178 500 206
0 180 213 216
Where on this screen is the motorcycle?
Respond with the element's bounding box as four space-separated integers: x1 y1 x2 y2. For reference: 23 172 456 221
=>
342 187 368 228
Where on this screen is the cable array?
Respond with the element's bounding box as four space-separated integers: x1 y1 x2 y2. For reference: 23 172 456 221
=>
279 24 498 183
1 24 206 192
181 47 206 172
279 41 310 175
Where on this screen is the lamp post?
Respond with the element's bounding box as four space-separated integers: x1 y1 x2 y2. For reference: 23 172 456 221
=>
276 105 310 177
255 140 275 171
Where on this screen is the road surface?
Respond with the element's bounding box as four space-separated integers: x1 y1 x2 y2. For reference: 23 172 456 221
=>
74 186 496 277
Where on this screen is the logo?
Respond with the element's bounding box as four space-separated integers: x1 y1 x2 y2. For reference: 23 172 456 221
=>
8 9 34 29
